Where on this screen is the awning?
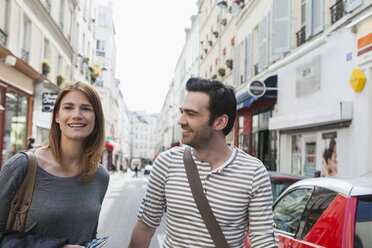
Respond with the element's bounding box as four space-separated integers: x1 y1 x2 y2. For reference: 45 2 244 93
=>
269 101 353 130
105 140 120 151
236 75 277 110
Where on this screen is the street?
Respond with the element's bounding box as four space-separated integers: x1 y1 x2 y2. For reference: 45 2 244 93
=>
97 171 166 248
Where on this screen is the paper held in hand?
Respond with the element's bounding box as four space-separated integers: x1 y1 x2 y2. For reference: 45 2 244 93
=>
85 236 110 248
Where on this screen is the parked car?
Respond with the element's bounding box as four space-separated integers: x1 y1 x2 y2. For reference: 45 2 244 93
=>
144 164 153 175
245 176 372 248
268 171 308 201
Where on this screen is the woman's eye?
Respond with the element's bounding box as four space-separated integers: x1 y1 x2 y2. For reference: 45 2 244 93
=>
63 106 72 109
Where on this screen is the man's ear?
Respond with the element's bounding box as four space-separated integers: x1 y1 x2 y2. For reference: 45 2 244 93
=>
213 114 228 131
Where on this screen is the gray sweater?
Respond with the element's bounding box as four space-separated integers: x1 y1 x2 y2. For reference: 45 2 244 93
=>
0 153 110 245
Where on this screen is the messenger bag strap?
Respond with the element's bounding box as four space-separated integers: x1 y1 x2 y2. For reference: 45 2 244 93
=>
183 147 229 248
6 151 37 232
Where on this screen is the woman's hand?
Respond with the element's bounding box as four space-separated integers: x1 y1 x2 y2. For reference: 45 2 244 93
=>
62 245 85 248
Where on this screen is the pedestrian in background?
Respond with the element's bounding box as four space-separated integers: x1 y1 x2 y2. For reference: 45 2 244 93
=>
134 165 138 178
0 81 109 247
129 77 278 247
27 136 35 150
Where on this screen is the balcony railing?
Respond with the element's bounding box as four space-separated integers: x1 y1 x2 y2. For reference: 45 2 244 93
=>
96 50 105 57
254 63 259 76
296 26 306 47
0 28 7 46
21 48 29 63
330 0 345 24
95 80 103 87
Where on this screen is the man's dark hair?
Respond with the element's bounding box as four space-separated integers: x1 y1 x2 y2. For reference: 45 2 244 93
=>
185 77 236 136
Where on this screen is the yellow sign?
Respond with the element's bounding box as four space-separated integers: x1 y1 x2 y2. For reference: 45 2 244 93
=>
349 69 366 92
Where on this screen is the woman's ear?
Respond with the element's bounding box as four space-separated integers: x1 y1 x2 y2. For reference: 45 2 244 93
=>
213 114 228 132
55 112 60 124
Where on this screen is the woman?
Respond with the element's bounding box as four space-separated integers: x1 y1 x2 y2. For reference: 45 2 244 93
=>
0 81 109 247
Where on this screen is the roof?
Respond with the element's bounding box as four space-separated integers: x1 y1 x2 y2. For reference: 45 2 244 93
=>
285 176 372 197
268 171 308 180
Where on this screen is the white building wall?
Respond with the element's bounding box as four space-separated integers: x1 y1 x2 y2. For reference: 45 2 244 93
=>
271 18 372 177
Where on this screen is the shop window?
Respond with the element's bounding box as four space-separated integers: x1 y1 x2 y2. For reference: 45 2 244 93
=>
291 134 302 175
305 142 316 177
251 110 276 170
2 90 29 164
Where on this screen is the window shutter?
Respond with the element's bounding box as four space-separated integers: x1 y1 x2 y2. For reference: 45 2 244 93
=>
259 15 269 72
242 38 246 83
312 0 323 35
306 0 312 39
233 45 240 87
245 32 253 80
346 0 362 13
272 0 291 57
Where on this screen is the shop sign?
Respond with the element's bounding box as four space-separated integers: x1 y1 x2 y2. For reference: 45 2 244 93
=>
357 32 372 66
295 55 321 97
248 80 266 98
42 92 58 112
349 68 366 92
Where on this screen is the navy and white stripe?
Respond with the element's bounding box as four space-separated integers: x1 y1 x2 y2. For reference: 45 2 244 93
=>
137 146 278 248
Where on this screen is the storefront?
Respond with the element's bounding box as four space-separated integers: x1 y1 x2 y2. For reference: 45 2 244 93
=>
235 75 277 171
0 47 39 167
268 23 371 178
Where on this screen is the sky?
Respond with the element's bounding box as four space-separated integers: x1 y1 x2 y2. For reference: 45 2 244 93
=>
111 0 198 114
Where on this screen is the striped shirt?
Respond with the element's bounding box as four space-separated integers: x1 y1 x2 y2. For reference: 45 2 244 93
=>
137 146 278 248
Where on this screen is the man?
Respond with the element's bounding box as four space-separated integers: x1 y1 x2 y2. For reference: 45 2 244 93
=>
129 78 278 248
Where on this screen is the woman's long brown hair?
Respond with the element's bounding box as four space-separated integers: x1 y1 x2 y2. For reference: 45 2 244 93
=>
48 81 105 181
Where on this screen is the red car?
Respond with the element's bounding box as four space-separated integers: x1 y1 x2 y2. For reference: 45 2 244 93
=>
245 176 372 248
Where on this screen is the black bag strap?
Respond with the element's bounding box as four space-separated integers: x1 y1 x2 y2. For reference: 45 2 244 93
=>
6 151 37 232
183 147 229 248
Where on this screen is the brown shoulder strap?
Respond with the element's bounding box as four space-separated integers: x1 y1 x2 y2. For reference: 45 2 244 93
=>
183 147 229 248
6 151 37 232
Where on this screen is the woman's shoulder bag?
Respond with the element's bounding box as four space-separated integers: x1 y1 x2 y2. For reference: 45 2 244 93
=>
5 151 37 232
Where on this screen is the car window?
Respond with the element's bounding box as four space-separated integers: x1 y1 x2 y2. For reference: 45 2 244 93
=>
354 195 372 248
273 188 313 234
296 187 338 239
271 180 296 202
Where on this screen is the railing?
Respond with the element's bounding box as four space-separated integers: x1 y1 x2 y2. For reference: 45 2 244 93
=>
44 0 51 13
0 28 7 46
296 26 306 47
21 48 29 63
330 0 345 24
95 80 103 87
254 63 259 76
96 50 105 57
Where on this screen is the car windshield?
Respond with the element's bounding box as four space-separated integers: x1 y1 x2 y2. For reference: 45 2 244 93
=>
354 195 372 248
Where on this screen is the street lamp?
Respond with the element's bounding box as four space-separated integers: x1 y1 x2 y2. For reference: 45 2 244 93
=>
217 0 228 9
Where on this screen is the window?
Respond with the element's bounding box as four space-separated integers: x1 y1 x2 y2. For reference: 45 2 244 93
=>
305 0 324 40
2 90 29 164
296 187 337 239
96 40 105 56
354 195 372 247
271 0 291 58
43 38 50 59
258 14 269 71
22 16 31 63
98 12 107 27
273 188 313 234
0 0 9 46
59 0 65 30
291 135 302 175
